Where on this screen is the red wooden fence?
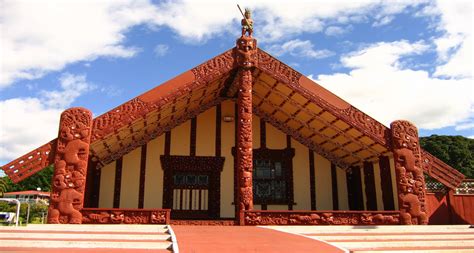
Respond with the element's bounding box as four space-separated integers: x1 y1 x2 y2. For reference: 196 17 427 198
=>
427 192 474 224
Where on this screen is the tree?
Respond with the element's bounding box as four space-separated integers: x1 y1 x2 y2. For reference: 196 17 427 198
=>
420 135 474 178
0 177 8 197
3 165 54 193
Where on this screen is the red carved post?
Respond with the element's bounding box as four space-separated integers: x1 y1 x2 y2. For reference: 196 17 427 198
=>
235 33 257 224
390 120 428 225
48 107 93 224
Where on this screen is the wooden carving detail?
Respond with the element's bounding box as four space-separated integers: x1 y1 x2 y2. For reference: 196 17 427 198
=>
92 98 158 142
1 140 56 183
253 106 351 169
234 30 257 221
258 49 301 86
237 69 254 217
421 149 465 189
82 208 170 224
99 97 224 166
243 210 400 225
235 36 257 69
257 49 389 146
390 120 428 225
341 106 388 145
161 155 224 219
192 50 235 86
48 108 93 224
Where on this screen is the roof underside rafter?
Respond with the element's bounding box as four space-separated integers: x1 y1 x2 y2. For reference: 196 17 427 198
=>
1 48 465 189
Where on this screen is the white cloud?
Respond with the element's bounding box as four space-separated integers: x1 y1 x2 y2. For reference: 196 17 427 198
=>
267 39 334 59
419 0 473 78
372 15 394 27
0 98 62 162
0 73 94 162
314 40 473 130
1 0 154 87
455 121 474 131
1 0 428 87
154 44 169 57
325 26 349 36
40 73 95 108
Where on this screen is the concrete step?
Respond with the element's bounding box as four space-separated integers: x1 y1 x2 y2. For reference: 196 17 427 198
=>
0 239 172 249
332 239 474 250
0 224 174 252
0 232 171 241
353 250 474 253
308 234 474 242
265 225 473 234
4 224 169 233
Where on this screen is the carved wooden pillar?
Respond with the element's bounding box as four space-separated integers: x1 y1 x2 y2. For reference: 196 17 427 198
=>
235 35 257 224
390 120 428 225
48 107 93 224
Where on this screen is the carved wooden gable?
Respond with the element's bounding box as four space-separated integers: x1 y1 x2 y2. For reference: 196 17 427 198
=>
1 48 464 189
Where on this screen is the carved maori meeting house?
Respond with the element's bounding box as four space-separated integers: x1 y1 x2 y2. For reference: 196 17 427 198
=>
1 14 465 226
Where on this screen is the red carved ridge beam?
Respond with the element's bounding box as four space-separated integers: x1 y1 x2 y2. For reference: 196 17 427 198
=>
81 208 171 224
242 210 400 225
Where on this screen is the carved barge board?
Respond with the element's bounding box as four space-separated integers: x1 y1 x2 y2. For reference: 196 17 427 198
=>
1 48 465 192
1 140 56 183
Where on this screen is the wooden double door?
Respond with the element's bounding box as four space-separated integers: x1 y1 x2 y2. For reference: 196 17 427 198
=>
161 155 224 219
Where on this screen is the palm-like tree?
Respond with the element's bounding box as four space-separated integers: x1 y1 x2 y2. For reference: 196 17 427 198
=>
0 177 8 197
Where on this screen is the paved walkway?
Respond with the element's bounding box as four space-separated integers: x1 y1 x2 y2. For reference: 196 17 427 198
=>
172 225 346 253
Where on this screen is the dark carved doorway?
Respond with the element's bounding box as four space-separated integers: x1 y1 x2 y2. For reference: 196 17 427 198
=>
161 156 224 219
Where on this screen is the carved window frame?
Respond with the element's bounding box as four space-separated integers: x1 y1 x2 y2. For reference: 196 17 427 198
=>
253 148 295 205
232 147 295 207
160 155 225 219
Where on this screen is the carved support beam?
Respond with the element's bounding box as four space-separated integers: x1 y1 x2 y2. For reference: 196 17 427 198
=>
390 120 428 225
48 107 93 224
235 35 257 224
236 69 254 223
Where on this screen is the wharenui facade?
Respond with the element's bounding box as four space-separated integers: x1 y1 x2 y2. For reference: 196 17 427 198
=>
1 10 465 226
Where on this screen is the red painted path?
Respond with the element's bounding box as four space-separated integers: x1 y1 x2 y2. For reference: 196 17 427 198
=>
172 226 346 253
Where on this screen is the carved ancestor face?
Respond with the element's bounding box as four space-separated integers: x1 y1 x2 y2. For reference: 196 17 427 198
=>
241 171 252 187
236 37 257 68
239 37 254 51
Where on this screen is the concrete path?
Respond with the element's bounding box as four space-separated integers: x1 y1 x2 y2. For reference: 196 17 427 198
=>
172 225 347 253
267 225 474 252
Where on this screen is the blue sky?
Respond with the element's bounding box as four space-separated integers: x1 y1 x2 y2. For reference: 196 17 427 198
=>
0 0 473 167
